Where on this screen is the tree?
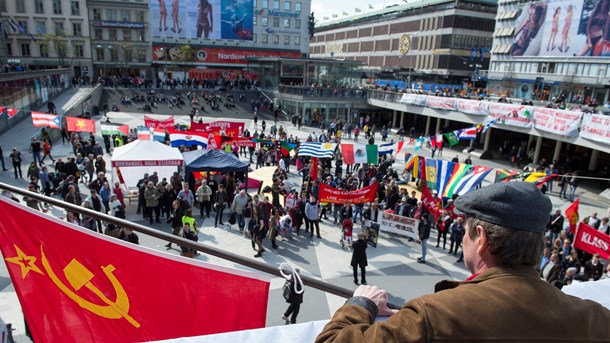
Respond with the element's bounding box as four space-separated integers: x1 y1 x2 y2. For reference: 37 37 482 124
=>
39 32 73 67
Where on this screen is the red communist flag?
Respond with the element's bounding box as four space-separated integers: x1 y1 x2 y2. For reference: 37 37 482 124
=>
565 198 580 233
0 197 269 342
66 116 96 132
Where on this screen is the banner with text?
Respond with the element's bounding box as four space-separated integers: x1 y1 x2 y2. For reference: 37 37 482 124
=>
456 99 490 116
532 107 582 137
144 115 175 129
574 222 610 260
191 120 245 137
377 211 419 240
426 96 457 111
152 46 301 65
319 183 378 205
487 103 533 128
580 113 610 145
399 93 428 106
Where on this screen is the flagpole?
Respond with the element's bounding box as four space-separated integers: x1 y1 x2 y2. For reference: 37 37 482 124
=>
0 181 401 309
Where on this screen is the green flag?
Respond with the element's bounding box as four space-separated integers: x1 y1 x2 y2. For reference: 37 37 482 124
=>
443 131 460 146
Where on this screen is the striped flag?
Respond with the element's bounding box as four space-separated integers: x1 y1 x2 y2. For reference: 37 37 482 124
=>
137 127 152 140
378 142 394 155
436 160 455 197
495 169 518 183
453 166 493 196
458 127 477 140
443 163 472 198
298 142 337 158
31 111 60 128
0 106 19 119
414 137 424 151
342 144 378 164
152 129 166 142
101 124 129 136
405 153 415 170
168 129 209 149
424 158 438 190
412 155 424 180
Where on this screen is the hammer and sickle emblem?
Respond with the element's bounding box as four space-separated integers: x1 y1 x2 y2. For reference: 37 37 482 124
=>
40 248 140 328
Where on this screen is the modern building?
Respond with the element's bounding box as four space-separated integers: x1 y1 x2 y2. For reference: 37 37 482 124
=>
0 0 93 77
488 0 610 104
309 0 496 87
150 0 311 81
87 0 151 78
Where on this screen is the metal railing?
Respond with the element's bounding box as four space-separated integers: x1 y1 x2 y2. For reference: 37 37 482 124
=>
278 85 368 99
0 181 401 309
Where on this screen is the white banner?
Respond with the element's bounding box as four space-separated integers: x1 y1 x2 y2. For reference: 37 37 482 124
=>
425 96 457 111
456 99 490 116
581 113 610 144
378 211 419 240
532 107 582 137
399 93 428 106
487 103 533 128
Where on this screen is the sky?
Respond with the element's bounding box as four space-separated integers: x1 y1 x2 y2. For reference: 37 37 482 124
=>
311 0 411 24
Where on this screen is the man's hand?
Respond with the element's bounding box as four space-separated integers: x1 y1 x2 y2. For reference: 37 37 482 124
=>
354 285 399 317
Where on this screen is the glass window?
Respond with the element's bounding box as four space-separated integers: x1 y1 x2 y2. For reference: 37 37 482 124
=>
110 48 118 61
262 17 268 26
122 29 131 41
284 1 291 10
36 22 46 35
273 18 279 27
284 35 290 45
53 0 62 14
54 22 64 35
35 0 44 13
71 1 80 15
262 0 268 9
120 9 130 21
109 29 117 40
16 0 25 13
5 44 11 56
253 16 257 25
295 35 300 45
74 44 84 57
106 9 116 20
93 8 101 20
97 47 104 60
284 18 290 28
72 22 82 36
295 19 301 29
262 34 268 43
94 28 102 40
273 34 279 44
295 2 301 12
21 43 31 56
40 44 49 57
136 11 145 22
273 0 279 9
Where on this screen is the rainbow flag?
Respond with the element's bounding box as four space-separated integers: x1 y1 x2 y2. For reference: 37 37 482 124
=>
436 160 455 197
495 169 518 183
405 153 415 171
442 163 472 198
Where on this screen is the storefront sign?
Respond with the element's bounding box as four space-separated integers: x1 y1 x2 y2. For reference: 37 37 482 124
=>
93 21 145 29
152 46 301 64
532 107 582 137
377 211 419 240
267 10 300 17
580 113 610 144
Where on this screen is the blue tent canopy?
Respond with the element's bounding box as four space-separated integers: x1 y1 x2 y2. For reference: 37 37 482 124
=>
183 150 249 182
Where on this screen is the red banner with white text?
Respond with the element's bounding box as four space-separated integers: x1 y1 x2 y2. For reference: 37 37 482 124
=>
144 115 175 129
0 197 269 342
191 120 245 137
319 183 378 204
574 222 610 260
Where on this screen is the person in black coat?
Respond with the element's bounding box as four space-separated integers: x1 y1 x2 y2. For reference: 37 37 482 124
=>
282 269 304 324
417 213 432 263
351 233 368 285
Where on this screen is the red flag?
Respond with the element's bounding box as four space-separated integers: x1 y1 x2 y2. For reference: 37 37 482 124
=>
574 222 610 259
565 198 580 233
395 141 405 157
310 157 319 181
419 158 440 220
66 116 96 132
0 198 269 342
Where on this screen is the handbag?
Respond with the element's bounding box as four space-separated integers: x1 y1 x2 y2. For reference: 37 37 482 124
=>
282 279 293 301
229 212 237 225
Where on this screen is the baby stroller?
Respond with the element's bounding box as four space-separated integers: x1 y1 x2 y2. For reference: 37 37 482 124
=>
340 219 353 249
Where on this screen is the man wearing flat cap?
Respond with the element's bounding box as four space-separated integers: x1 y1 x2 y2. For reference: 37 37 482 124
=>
316 182 610 342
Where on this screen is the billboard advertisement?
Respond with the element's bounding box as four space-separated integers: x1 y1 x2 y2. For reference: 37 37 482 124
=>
512 0 610 57
152 45 301 64
150 0 253 40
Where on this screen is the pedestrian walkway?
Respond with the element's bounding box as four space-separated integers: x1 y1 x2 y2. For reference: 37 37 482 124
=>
0 91 608 342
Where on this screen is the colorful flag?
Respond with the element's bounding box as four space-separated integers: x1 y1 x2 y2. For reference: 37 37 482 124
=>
565 199 580 233
458 127 477 140
443 131 460 147
341 144 378 164
31 112 60 128
395 141 406 157
414 137 424 151
436 160 455 197
442 163 473 198
419 158 440 220
298 142 337 158
453 166 493 196
0 198 270 342
378 142 394 155
168 129 209 149
482 120 495 133
573 222 610 259
0 106 19 118
405 153 415 171
424 158 438 190
66 116 95 132
152 129 166 142
280 141 297 156
495 169 518 183
137 127 152 140
101 124 129 136
534 174 559 188
310 157 319 181
412 155 423 180
430 135 443 149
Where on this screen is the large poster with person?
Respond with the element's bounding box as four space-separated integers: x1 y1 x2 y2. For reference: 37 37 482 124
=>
150 0 253 40
512 0 610 57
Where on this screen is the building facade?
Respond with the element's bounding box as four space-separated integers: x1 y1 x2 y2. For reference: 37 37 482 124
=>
87 0 151 78
0 0 93 77
309 0 496 86
488 0 610 104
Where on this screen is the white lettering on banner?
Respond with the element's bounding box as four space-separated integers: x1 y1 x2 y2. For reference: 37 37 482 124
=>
581 113 610 145
426 96 457 111
378 212 419 240
487 103 533 128
112 160 183 167
532 107 582 137
456 99 489 116
582 232 610 251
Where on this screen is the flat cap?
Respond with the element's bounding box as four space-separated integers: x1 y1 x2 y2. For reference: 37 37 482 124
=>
454 181 552 233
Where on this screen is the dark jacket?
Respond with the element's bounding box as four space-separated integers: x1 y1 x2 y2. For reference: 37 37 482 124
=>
316 265 610 342
418 218 431 240
351 239 368 268
286 277 304 304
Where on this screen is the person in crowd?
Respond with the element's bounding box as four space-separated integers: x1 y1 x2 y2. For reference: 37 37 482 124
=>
351 232 368 285
251 206 265 258
9 148 23 179
214 184 228 227
315 182 610 342
196 179 212 218
448 216 464 255
166 200 184 250
230 189 248 232
119 227 139 244
583 253 604 281
416 213 431 264
282 269 304 325
269 208 281 249
177 182 195 209
540 253 561 283
109 194 126 219
305 196 321 238
144 181 161 225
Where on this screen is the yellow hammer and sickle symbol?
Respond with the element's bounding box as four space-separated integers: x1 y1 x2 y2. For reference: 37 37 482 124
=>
40 247 140 328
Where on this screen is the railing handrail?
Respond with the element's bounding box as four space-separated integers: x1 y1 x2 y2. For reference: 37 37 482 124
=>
0 181 402 309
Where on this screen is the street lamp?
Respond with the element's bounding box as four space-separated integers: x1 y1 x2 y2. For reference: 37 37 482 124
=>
96 44 112 77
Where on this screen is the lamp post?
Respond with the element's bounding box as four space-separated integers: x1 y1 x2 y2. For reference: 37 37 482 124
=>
96 44 112 77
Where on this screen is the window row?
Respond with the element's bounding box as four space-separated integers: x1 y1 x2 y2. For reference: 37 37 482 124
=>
93 28 146 41
12 0 82 15
255 16 301 29
491 61 610 78
254 34 301 45
9 42 85 58
254 0 302 12
92 8 146 22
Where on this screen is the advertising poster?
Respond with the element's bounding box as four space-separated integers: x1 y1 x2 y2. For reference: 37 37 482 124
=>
150 0 253 40
152 46 300 64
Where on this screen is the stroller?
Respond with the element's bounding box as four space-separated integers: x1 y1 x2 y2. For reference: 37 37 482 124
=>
340 218 354 249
